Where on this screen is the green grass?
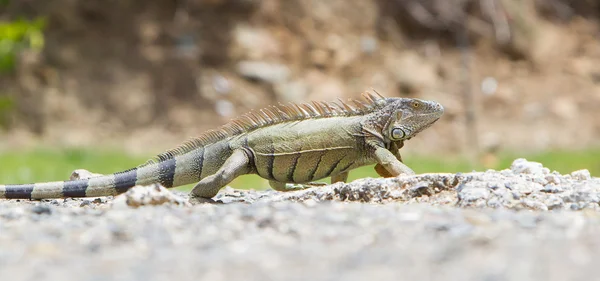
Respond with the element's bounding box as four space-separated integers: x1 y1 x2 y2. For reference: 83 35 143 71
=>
0 148 148 184
1 147 599 192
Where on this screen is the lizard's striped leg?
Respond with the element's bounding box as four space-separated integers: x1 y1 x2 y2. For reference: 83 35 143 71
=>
190 149 252 199
373 147 415 176
375 142 406 178
375 164 393 177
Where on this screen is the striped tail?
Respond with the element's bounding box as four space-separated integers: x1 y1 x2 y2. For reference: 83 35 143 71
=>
0 159 177 199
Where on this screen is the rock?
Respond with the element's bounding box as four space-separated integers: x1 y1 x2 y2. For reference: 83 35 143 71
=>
521 199 548 211
70 169 103 180
410 182 433 197
236 61 290 84
111 184 191 208
545 195 564 210
510 158 547 175
31 205 52 215
458 187 490 203
571 169 592 181
545 174 562 185
513 182 536 195
542 184 564 193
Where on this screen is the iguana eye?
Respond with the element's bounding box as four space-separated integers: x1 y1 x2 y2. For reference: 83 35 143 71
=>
411 101 420 108
391 128 405 140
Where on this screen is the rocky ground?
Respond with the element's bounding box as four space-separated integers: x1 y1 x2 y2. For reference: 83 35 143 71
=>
2 158 600 281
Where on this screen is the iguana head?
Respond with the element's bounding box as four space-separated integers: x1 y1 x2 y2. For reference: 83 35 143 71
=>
381 98 444 141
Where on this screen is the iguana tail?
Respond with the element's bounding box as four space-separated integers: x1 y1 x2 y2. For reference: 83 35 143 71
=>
0 161 169 199
0 140 234 200
0 151 203 200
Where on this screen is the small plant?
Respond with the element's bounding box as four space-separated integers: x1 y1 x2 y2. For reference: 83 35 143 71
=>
0 17 46 73
0 17 46 127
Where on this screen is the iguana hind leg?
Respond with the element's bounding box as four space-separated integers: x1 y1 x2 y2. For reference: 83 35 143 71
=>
190 149 251 199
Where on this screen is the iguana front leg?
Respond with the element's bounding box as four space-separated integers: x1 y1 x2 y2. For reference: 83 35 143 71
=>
190 149 252 199
331 171 348 183
374 164 393 178
373 146 415 177
375 141 407 177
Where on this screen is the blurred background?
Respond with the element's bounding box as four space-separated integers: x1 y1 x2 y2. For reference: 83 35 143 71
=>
1 0 599 189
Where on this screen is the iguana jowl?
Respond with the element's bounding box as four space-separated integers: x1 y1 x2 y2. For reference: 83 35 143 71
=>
0 91 443 200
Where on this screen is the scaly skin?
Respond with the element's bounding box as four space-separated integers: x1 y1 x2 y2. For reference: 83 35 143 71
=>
0 91 443 200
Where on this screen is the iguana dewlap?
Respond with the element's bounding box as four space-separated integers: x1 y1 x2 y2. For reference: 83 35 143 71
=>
0 91 443 200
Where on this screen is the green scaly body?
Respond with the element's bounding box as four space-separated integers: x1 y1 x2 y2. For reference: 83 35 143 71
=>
0 91 444 200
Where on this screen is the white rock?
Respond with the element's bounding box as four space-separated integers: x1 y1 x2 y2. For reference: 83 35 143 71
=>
510 158 545 175
113 184 190 208
571 169 592 181
545 174 562 185
70 169 103 180
459 187 490 202
522 199 548 211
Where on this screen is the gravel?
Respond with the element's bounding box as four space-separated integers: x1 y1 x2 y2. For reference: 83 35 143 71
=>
1 158 600 281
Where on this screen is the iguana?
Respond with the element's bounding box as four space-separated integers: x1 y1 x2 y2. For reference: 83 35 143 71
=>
0 91 443 200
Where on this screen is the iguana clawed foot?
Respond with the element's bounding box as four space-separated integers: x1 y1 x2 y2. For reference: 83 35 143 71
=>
374 163 415 177
190 149 252 199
